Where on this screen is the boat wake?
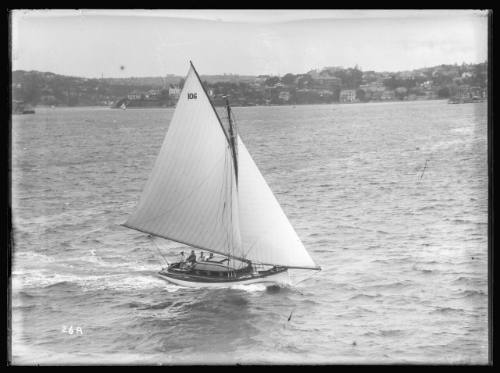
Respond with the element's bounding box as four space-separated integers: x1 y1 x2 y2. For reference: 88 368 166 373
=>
12 270 175 292
228 283 268 292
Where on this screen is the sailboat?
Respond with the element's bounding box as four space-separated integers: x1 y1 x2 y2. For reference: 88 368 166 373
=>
123 62 320 288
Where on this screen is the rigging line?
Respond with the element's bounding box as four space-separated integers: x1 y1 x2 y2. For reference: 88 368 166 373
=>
222 151 230 255
215 151 227 227
215 148 229 230
128 151 226 227
220 152 229 230
419 159 429 180
293 269 322 286
149 236 170 268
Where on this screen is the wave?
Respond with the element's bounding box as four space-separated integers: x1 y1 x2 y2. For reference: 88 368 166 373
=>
121 301 147 309
418 205 437 211
335 225 361 230
138 301 175 310
12 303 36 311
364 329 406 337
364 280 414 290
349 293 381 300
70 252 161 272
419 269 434 274
378 329 406 337
13 251 58 264
429 306 465 315
452 276 479 285
412 264 439 274
43 280 76 289
450 219 474 224
12 270 175 292
11 272 77 289
455 289 487 298
14 290 36 299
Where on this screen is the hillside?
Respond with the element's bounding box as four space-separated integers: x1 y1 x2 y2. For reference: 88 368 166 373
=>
11 62 487 107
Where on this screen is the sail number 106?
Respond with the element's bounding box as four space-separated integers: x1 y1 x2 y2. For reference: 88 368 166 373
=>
188 93 197 100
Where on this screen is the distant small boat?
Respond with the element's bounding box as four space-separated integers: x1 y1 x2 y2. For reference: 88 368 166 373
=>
123 61 320 288
121 103 127 110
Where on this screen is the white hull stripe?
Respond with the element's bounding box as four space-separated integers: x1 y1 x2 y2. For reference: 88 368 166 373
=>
158 270 290 288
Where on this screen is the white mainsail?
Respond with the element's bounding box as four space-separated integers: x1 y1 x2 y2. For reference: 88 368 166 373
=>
124 64 241 259
125 62 318 270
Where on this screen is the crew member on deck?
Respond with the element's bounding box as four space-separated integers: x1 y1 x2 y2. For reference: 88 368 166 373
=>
186 250 197 267
206 253 214 262
200 252 206 261
248 261 258 275
178 251 186 268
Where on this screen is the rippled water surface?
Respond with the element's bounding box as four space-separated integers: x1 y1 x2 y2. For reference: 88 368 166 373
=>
11 100 488 364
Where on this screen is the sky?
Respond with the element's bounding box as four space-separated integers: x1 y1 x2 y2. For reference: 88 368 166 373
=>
11 9 489 78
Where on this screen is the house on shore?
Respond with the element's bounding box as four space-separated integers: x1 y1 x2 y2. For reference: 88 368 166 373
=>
168 85 181 100
381 90 396 100
340 89 356 103
278 91 291 102
127 91 142 100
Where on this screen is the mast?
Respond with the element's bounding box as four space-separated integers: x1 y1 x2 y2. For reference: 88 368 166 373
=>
225 97 238 183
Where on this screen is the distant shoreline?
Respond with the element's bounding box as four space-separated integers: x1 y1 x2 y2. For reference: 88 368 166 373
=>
29 97 471 111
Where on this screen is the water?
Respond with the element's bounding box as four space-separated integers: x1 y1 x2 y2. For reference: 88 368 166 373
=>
11 100 488 364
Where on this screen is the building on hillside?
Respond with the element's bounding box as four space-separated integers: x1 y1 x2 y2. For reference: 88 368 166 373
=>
359 82 385 93
381 90 395 100
361 71 379 82
318 89 333 97
145 89 161 99
316 75 342 88
419 80 433 90
398 71 415 79
422 90 436 100
339 89 356 103
278 91 291 102
457 85 471 99
469 86 484 99
168 85 181 99
307 69 342 88
127 91 142 100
